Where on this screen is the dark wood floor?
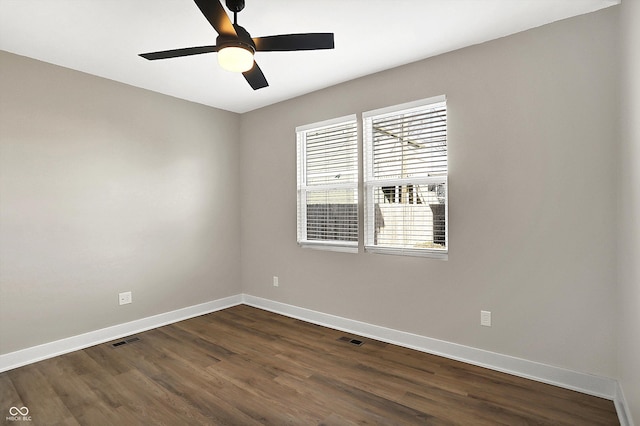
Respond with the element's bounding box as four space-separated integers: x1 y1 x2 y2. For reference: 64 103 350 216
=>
1 305 618 425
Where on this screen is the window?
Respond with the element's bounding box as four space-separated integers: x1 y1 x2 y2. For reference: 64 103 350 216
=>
363 95 447 258
296 115 358 252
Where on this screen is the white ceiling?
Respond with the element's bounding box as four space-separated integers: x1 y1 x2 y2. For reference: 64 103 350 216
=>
0 0 618 113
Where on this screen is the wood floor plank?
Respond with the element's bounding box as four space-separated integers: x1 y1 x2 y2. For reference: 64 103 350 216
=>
112 368 215 425
7 364 78 424
83 342 134 376
273 372 408 426
0 306 619 425
0 373 23 410
206 355 332 423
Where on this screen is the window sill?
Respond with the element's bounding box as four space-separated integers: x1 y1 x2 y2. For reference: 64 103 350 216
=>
365 246 448 260
299 241 359 254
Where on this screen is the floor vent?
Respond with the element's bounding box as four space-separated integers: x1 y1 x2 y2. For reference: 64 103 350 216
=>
111 337 140 347
338 336 364 346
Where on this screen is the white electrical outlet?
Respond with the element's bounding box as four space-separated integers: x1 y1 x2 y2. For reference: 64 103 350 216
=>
119 291 132 305
273 276 279 287
481 310 492 327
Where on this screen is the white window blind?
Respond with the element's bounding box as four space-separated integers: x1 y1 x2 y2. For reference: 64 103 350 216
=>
296 115 358 252
363 96 447 258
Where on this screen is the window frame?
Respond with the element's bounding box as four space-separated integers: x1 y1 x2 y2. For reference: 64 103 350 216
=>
296 114 359 253
362 95 448 259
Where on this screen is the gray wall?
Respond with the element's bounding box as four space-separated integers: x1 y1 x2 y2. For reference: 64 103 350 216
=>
240 8 619 378
619 0 640 422
0 51 241 354
2 4 636 421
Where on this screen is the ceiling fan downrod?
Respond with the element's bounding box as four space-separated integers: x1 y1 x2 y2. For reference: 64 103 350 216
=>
226 0 244 25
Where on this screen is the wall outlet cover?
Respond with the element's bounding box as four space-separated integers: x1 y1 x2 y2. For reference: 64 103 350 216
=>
481 310 492 327
119 291 132 305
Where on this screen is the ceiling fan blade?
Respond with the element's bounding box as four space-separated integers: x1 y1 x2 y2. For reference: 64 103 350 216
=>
140 45 218 60
253 33 334 52
194 0 236 37
243 61 268 90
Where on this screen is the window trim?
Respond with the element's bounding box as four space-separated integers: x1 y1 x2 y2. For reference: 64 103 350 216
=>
362 95 448 259
296 114 359 253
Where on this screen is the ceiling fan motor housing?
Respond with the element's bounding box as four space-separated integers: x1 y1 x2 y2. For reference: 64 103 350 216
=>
217 24 255 53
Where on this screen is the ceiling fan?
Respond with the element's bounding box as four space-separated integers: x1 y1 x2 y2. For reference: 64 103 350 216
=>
139 0 335 90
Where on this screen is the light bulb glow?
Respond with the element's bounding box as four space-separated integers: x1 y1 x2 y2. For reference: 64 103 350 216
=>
218 46 254 73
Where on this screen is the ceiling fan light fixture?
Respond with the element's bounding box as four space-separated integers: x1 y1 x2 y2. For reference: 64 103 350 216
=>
218 45 254 73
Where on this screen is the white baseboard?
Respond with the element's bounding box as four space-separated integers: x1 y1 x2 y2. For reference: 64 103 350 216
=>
615 382 635 426
0 293 631 425
0 294 243 373
241 295 621 401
